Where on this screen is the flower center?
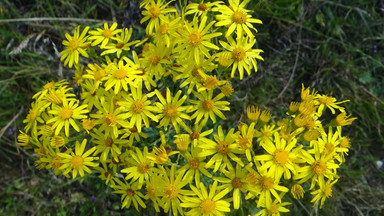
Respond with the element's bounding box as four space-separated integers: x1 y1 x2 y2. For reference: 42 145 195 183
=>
204 76 219 90
36 147 46 157
189 158 200 169
126 189 135 197
103 113 117 126
51 155 62 169
149 5 161 18
138 162 149 173
324 185 333 197
312 160 327 176
116 42 125 49
200 199 215 214
94 69 106 81
130 126 138 133
103 29 113 38
71 156 84 168
260 177 274 191
216 141 230 155
188 31 202 47
105 137 114 147
202 99 215 111
59 107 73 120
232 11 247 24
232 177 243 188
28 110 37 121
232 47 246 61
238 137 252 149
164 104 178 119
268 203 279 214
114 68 127 79
274 149 289 166
164 184 178 199
198 3 207 11
159 23 168 34
246 173 259 186
137 68 146 76
68 39 79 51
150 55 161 66
132 100 145 113
190 132 200 141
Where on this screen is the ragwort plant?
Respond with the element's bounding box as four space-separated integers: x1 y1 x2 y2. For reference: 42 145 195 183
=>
18 0 357 215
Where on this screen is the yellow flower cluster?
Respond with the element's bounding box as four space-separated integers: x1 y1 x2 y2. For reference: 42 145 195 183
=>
18 0 356 215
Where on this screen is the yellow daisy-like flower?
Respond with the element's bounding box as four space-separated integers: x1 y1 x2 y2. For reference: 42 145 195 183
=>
111 178 147 211
254 133 300 181
181 181 231 216
253 196 290 216
83 63 107 88
121 126 148 147
130 51 157 91
215 163 248 209
104 59 140 94
153 15 181 47
310 179 338 208
47 99 89 137
185 0 223 17
58 139 98 179
188 90 230 124
155 88 191 133
23 101 46 136
252 172 289 208
91 128 124 162
316 94 349 116
141 42 172 80
147 144 178 165
121 147 153 189
199 125 243 172
219 35 264 80
91 98 130 138
88 22 121 48
101 28 139 58
290 183 305 199
179 145 212 185
152 165 192 216
174 15 222 64
294 149 339 190
140 0 177 34
231 122 255 162
118 83 159 132
214 0 262 37
60 25 90 68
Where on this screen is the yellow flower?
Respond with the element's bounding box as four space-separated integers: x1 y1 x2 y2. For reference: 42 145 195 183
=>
219 35 263 80
121 126 148 147
231 122 255 162
185 0 222 17
253 196 290 216
179 145 212 185
214 0 262 37
58 139 98 179
88 22 121 48
101 28 139 58
155 88 191 133
17 131 30 148
188 90 230 124
141 42 172 80
23 101 46 136
118 83 159 132
47 99 89 137
310 179 338 208
152 165 192 216
221 83 234 97
334 112 357 127
294 149 339 190
140 0 177 34
181 181 231 215
174 15 222 64
290 184 305 199
254 133 300 181
91 97 130 138
111 179 147 210
147 144 178 165
121 147 153 189
104 59 140 94
153 15 181 47
214 164 248 209
130 51 157 91
60 25 90 68
247 105 261 122
317 94 349 116
199 125 243 172
252 172 289 208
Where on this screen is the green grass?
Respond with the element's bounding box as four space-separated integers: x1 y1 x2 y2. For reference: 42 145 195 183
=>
1 0 384 215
